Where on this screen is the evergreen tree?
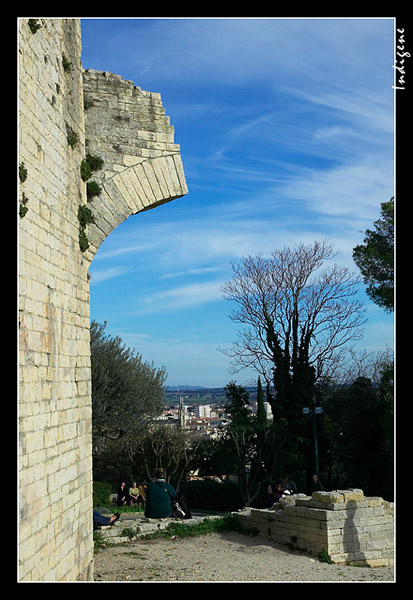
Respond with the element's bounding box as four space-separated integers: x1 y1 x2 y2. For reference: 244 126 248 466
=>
256 376 267 425
224 382 273 506
353 198 394 312
90 320 167 455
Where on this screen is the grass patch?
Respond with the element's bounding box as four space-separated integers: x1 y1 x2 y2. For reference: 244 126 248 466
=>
120 551 149 559
93 514 259 555
139 514 258 541
121 527 139 540
93 531 113 554
116 505 144 514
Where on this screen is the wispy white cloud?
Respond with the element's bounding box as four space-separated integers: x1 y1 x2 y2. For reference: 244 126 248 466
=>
278 158 394 222
115 331 153 344
136 280 225 315
94 244 155 260
89 266 128 284
160 266 224 280
313 126 347 140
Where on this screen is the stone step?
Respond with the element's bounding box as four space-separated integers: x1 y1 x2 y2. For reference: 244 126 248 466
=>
96 512 223 545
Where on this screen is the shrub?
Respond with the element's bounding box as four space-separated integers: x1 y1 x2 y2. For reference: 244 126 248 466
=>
19 162 28 183
318 549 334 564
80 159 92 182
86 181 102 200
78 205 95 227
81 153 104 182
249 485 269 509
86 152 104 173
28 19 42 34
66 125 78 147
93 481 113 508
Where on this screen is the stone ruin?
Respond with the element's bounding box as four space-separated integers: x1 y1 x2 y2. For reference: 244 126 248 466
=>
234 488 394 567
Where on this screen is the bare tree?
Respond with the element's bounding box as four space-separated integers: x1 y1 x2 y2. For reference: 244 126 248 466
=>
126 423 203 490
221 240 367 421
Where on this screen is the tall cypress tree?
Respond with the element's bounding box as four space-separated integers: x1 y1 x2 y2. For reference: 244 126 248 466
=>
256 376 267 425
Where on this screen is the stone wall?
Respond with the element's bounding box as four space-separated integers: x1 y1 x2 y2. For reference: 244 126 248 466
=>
18 18 93 582
82 68 187 257
233 489 394 567
18 18 187 581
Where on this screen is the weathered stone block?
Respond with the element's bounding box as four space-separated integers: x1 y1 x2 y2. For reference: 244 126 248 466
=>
233 489 394 567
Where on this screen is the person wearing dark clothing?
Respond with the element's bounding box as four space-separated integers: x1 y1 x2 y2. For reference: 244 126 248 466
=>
273 479 285 502
311 474 324 492
93 509 120 530
116 482 129 507
284 474 298 494
267 479 285 506
144 469 176 518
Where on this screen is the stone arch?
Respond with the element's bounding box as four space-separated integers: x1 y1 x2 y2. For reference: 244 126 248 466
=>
86 154 187 256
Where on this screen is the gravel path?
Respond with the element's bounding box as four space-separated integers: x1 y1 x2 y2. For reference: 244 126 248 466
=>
93 531 395 582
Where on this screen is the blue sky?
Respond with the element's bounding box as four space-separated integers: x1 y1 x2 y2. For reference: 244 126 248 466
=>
81 17 395 388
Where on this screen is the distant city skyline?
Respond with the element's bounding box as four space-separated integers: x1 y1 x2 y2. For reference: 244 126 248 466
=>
82 18 395 388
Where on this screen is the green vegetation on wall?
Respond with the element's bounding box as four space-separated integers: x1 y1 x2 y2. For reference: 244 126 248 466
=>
78 205 95 252
78 153 103 251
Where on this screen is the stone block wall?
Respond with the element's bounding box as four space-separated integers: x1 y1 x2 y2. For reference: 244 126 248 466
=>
19 18 93 582
233 489 394 566
18 18 187 581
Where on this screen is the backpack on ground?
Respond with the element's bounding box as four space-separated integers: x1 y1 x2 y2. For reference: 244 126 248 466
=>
173 492 192 520
156 481 192 519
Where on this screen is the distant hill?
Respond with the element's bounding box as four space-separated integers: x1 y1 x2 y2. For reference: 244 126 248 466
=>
167 385 208 391
167 385 257 392
164 385 259 406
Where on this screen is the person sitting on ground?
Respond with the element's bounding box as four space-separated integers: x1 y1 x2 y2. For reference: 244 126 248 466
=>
129 481 140 506
116 481 129 507
273 479 286 502
311 473 324 492
144 468 176 519
284 474 298 494
138 483 147 509
93 509 120 530
267 479 285 506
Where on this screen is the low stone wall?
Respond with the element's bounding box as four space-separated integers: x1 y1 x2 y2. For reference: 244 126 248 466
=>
96 511 223 545
233 489 394 566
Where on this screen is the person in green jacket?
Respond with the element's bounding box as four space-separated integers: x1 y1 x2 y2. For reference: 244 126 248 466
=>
144 468 176 518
